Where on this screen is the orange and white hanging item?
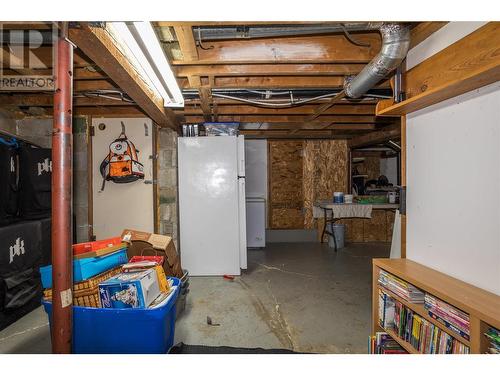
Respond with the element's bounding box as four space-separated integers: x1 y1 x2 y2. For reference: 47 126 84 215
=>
99 122 144 191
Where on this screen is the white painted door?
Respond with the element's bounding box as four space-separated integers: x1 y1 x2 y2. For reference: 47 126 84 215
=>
91 118 154 239
178 136 241 276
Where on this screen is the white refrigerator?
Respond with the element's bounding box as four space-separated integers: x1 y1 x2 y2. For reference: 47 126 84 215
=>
178 135 247 276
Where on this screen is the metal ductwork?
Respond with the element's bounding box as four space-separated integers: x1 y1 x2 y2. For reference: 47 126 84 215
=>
344 23 411 99
189 23 383 41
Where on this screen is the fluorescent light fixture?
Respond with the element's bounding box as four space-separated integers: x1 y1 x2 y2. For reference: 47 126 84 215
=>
107 22 184 108
131 22 184 107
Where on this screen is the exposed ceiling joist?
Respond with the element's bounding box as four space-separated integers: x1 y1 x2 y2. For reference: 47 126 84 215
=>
183 114 392 123
174 63 366 77
0 95 135 107
348 124 401 148
69 22 177 129
173 24 201 88
180 76 390 89
198 86 213 121
244 123 376 130
171 33 381 65
181 104 376 116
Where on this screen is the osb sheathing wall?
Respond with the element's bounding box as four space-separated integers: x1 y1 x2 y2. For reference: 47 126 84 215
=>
269 139 392 242
303 140 348 229
357 156 380 181
268 140 304 229
269 139 348 230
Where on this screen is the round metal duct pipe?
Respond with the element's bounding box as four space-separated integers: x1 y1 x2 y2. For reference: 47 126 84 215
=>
344 23 411 98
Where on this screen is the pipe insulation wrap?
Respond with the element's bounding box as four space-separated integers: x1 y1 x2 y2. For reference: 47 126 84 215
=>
344 23 411 99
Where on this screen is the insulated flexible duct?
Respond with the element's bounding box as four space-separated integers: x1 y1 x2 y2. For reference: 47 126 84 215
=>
344 23 411 98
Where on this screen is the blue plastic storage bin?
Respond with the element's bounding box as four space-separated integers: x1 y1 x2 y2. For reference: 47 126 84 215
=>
42 277 180 354
40 247 128 289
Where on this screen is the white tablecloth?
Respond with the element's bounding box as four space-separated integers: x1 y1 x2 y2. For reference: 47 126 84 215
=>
313 200 373 219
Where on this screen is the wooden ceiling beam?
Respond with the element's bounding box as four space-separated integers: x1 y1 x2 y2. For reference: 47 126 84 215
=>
1 67 107 80
73 80 120 91
0 94 135 107
69 23 177 129
174 63 366 77
182 104 376 115
198 86 213 122
171 33 381 65
377 22 500 116
181 76 390 89
0 45 94 69
173 24 201 88
239 129 360 139
183 114 392 123
28 105 145 117
248 123 376 130
184 98 378 106
0 22 53 30
73 106 144 117
348 124 401 148
158 22 339 27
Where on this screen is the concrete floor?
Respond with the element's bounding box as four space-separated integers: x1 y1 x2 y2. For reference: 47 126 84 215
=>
0 241 389 354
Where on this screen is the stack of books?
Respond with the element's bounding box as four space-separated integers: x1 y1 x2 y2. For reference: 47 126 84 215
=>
378 289 396 329
484 326 500 354
368 332 407 354
378 270 425 303
378 290 470 354
393 298 470 354
424 293 470 340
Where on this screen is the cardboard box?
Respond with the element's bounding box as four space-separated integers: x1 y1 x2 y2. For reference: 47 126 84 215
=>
99 268 160 308
121 229 183 278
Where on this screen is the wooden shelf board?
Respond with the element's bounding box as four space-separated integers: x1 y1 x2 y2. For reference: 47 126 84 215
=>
376 65 500 116
376 22 500 117
373 259 500 329
377 285 471 346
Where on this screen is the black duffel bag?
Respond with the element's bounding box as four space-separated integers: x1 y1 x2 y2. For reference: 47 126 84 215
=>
0 268 42 312
0 138 19 226
19 144 52 219
0 220 42 277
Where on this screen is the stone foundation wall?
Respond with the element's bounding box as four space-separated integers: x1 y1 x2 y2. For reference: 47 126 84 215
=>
157 128 178 249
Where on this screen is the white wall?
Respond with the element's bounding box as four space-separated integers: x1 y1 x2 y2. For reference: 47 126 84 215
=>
380 156 398 185
406 23 500 295
244 139 267 199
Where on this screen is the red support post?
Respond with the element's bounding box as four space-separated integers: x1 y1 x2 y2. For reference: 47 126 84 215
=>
51 28 74 354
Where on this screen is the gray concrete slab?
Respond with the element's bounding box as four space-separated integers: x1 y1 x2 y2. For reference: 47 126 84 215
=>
0 242 389 354
175 242 389 353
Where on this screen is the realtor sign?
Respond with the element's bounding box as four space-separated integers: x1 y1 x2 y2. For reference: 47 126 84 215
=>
0 23 56 92
0 75 55 91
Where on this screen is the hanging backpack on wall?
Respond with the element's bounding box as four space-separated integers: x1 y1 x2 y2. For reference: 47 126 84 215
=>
99 122 144 191
0 137 19 226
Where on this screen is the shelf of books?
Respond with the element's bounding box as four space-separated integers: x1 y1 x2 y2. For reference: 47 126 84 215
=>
370 259 500 354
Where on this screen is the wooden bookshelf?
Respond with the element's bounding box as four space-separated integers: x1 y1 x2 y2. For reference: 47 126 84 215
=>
372 258 500 354
378 324 419 354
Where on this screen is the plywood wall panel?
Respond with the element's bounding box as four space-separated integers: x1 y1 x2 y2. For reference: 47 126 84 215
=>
346 218 365 242
271 208 304 229
303 139 348 230
268 140 304 229
364 210 387 242
359 156 381 181
303 141 318 229
386 210 395 242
